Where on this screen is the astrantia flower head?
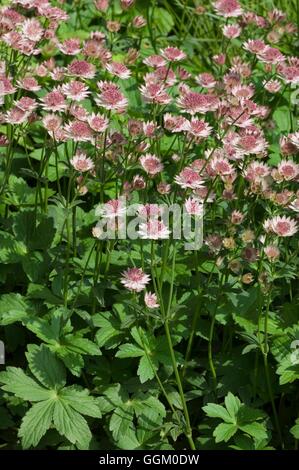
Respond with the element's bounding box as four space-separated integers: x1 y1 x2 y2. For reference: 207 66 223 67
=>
97 198 127 218
96 81 128 112
70 152 94 172
257 46 285 64
263 79 281 93
195 73 217 89
144 292 159 309
143 55 167 68
106 62 131 79
243 39 267 54
184 198 204 216
264 245 280 262
175 167 205 189
277 160 299 181
22 18 43 42
223 24 242 38
177 90 219 115
58 38 81 56
68 60 96 79
42 114 62 134
140 82 171 105
213 0 243 17
263 215 298 237
40 88 66 112
87 113 109 133
121 267 150 292
138 220 171 239
140 154 163 176
65 120 94 142
16 76 40 92
160 46 186 62
188 119 213 138
62 81 90 102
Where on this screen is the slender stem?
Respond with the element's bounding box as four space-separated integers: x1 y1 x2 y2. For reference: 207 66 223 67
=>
262 292 283 448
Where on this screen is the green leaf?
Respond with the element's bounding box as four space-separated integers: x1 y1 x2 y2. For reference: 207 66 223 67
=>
202 403 233 423
290 419 299 439
59 386 102 418
26 344 66 390
109 404 134 441
0 367 52 401
213 423 238 443
239 422 268 441
0 293 30 325
273 106 291 132
62 335 101 356
116 343 144 358
53 400 92 448
18 399 55 449
224 392 241 420
137 355 156 383
0 231 27 264
94 311 123 348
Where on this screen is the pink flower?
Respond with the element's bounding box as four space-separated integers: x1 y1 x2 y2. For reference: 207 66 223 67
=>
58 38 81 55
143 55 167 68
140 82 171 105
14 97 37 112
87 113 109 132
160 46 186 62
106 62 131 79
40 88 67 112
22 18 43 42
164 113 190 133
0 77 16 96
70 152 94 172
234 133 268 156
243 39 267 54
223 24 242 38
143 121 158 137
68 60 96 79
257 46 285 64
94 0 109 11
244 161 271 182
263 79 281 93
230 210 244 224
140 154 163 176
184 198 204 216
42 114 62 134
195 73 217 89
177 91 219 115
5 107 29 124
132 16 146 28
138 220 171 239
144 292 159 309
64 120 94 142
277 160 299 181
98 199 127 218
264 245 280 262
263 216 298 237
62 81 90 101
213 0 243 17
16 77 40 92
133 175 146 190
121 0 135 10
175 167 205 189
121 267 150 292
188 119 212 138
96 81 128 111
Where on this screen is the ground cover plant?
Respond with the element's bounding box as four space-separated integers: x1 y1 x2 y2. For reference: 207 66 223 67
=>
0 0 298 451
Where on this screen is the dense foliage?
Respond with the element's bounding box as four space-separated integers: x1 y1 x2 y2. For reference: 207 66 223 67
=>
0 0 299 451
